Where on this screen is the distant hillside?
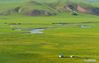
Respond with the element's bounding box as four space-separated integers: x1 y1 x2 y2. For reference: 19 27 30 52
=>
0 0 99 16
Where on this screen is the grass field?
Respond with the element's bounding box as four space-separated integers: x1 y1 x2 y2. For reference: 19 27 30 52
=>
0 0 99 63
0 13 99 63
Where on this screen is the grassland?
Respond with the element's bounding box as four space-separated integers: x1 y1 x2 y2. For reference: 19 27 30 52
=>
0 0 99 63
0 13 99 63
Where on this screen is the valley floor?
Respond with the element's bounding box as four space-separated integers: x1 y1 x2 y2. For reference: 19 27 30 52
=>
0 14 99 63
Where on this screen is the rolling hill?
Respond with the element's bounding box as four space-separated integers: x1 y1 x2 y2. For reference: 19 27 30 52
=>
0 0 99 16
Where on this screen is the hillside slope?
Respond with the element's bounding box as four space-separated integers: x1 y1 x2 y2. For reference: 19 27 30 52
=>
0 0 99 16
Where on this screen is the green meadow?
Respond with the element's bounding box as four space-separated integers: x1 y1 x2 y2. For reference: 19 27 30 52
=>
0 0 99 63
0 14 99 63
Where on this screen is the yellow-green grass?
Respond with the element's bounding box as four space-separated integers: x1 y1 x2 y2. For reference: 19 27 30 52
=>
0 14 99 63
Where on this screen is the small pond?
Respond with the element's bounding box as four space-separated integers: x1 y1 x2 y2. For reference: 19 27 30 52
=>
30 28 45 34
